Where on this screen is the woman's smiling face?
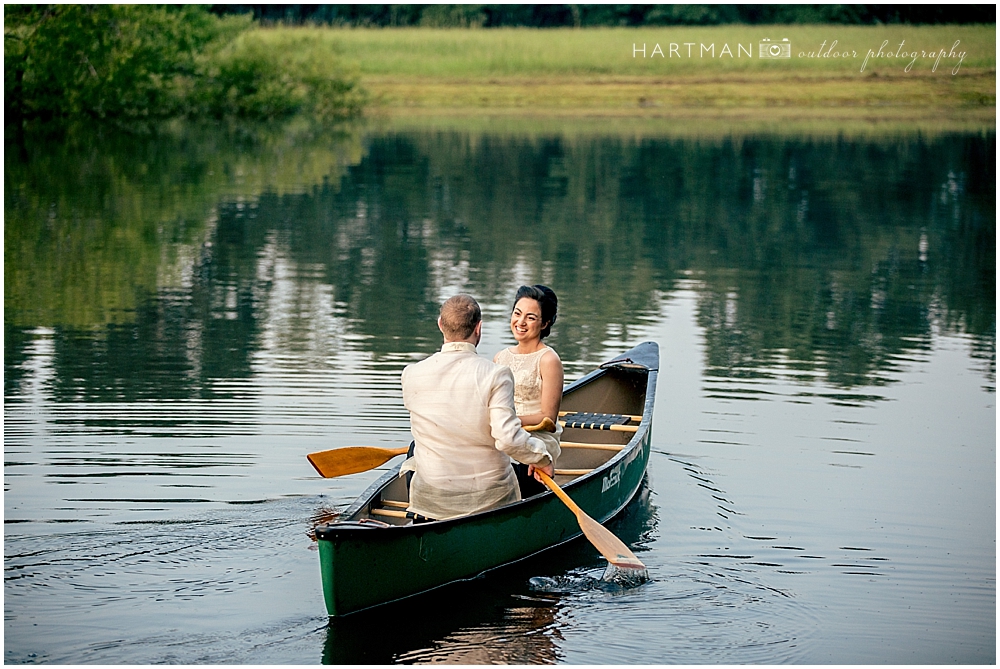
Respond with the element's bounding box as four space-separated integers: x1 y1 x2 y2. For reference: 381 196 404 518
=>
511 297 544 343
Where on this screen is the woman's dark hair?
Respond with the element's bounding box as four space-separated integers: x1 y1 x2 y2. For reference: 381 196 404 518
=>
513 285 558 339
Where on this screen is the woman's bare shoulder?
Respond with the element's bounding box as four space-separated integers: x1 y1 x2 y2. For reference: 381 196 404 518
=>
540 346 563 366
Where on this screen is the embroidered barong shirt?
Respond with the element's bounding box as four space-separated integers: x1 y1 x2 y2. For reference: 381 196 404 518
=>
400 342 559 520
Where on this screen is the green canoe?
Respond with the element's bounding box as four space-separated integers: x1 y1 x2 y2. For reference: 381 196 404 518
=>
314 341 659 617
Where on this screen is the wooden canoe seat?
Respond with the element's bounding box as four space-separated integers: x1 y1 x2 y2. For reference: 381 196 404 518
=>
559 412 639 433
560 411 641 422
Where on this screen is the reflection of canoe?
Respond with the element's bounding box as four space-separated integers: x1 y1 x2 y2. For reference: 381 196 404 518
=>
315 341 659 617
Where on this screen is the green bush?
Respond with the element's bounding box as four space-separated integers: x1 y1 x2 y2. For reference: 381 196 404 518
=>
4 5 365 124
192 31 366 121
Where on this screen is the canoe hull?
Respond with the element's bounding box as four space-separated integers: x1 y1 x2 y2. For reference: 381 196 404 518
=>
315 341 658 616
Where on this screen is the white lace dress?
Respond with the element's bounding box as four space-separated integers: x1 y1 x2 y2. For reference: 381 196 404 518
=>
494 346 563 457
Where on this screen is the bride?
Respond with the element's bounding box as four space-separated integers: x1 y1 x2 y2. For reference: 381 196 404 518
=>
494 285 564 496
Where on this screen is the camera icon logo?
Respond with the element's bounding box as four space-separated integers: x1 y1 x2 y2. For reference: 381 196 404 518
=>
759 38 791 59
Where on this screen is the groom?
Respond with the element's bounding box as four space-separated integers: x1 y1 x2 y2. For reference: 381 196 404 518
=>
399 294 556 521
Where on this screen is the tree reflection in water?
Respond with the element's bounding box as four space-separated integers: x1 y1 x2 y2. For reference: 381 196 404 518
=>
319 479 655 664
4 120 993 664
6 123 993 405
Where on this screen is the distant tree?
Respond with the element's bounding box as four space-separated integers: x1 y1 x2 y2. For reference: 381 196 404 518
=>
419 4 487 27
208 4 995 26
643 5 744 25
5 5 248 122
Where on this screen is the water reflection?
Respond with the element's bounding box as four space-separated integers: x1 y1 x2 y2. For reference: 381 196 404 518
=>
320 478 656 664
5 125 994 405
321 581 563 664
3 120 994 663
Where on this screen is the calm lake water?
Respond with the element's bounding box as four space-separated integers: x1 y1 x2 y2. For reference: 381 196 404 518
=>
4 120 995 664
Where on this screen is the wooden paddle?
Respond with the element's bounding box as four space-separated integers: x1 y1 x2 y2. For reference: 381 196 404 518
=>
306 417 557 479
307 446 409 479
528 417 557 433
535 470 646 570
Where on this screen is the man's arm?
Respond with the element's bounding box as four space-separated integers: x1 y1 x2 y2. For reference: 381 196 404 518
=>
487 366 555 467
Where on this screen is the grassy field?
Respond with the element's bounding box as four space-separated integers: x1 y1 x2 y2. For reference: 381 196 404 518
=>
254 25 995 130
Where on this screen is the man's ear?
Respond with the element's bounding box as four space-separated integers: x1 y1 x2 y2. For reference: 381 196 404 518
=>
474 320 483 338
438 316 445 334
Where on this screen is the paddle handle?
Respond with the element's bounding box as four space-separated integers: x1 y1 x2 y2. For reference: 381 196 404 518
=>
536 471 582 518
524 417 557 433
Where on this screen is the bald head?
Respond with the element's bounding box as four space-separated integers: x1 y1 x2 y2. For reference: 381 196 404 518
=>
438 294 482 342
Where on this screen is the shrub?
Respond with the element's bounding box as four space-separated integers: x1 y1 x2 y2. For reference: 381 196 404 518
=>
4 5 365 124
192 30 366 121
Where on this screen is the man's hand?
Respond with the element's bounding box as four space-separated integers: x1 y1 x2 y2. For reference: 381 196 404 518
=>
527 462 554 482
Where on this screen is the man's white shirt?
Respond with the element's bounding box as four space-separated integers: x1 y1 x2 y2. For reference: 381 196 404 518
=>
400 341 558 520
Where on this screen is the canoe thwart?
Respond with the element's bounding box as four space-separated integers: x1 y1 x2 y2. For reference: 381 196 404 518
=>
559 442 625 451
371 508 408 519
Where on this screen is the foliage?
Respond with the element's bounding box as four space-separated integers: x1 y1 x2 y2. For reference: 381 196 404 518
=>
212 4 996 27
419 5 487 28
192 30 366 120
4 5 365 124
5 5 242 120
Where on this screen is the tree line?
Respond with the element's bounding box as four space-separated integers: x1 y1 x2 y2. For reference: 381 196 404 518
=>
211 4 995 27
4 5 365 125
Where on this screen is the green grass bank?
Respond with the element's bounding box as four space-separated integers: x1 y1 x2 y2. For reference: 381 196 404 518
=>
260 25 995 131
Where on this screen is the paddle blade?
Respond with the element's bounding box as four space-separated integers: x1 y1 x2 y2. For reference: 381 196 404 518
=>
577 512 647 570
307 446 409 478
537 471 646 570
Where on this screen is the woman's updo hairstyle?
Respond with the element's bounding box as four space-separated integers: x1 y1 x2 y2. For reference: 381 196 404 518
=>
513 284 558 339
